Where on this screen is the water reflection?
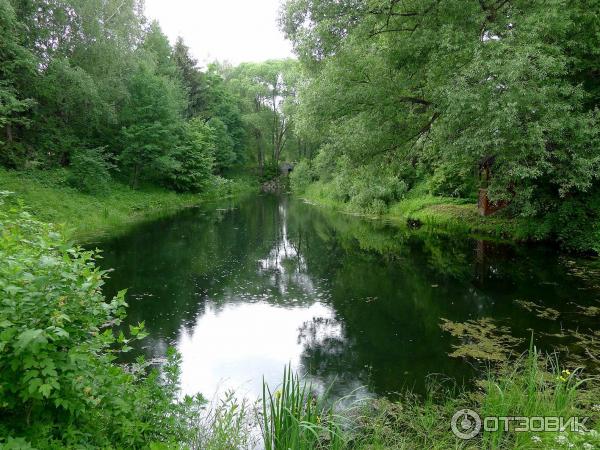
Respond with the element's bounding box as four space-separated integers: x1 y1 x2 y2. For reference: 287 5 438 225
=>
97 194 600 401
177 301 337 398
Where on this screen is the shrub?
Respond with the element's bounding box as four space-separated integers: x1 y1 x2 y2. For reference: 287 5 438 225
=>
546 191 600 254
259 163 280 183
290 159 316 194
68 146 113 194
0 194 203 448
163 120 215 193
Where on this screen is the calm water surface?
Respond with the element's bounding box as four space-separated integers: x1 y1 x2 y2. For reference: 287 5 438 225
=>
97 195 599 401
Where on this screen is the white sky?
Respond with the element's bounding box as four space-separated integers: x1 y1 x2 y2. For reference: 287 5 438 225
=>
144 0 295 65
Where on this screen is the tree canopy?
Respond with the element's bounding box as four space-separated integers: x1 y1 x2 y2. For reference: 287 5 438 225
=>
281 0 600 251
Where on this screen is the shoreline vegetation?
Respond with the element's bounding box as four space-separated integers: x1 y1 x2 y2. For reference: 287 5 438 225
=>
280 0 600 256
298 181 555 247
1 0 599 446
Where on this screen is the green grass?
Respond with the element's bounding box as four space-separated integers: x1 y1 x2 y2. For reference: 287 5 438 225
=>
178 345 600 449
188 390 256 450
0 168 257 242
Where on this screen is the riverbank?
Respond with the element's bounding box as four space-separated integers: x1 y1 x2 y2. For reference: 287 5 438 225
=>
0 168 257 242
300 182 553 245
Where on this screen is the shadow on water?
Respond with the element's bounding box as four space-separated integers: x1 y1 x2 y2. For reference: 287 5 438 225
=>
96 194 600 401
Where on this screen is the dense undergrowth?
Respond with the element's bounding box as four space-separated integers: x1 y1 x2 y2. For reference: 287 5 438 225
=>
0 193 207 448
1 192 599 449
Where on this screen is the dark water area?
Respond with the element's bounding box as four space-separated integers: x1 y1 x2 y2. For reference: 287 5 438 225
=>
96 195 600 402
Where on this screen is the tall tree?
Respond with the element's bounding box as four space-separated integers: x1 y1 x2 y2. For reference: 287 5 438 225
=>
119 61 185 188
226 59 300 171
172 37 208 118
0 0 35 166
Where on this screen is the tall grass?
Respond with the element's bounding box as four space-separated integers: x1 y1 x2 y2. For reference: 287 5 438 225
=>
188 390 256 450
261 365 345 450
346 345 599 450
479 343 592 449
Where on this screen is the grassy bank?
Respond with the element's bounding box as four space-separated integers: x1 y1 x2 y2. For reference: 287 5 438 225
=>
301 181 546 244
0 168 257 242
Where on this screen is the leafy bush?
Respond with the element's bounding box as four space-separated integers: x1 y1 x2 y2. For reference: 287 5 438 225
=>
0 142 35 170
0 194 203 448
305 154 409 214
290 159 316 193
427 162 477 199
68 147 114 194
545 190 600 254
259 163 281 183
163 120 215 193
208 117 237 173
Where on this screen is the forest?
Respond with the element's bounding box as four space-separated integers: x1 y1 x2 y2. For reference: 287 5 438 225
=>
1 0 600 449
0 0 302 194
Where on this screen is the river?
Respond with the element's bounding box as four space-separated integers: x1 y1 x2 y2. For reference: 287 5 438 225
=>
97 194 600 402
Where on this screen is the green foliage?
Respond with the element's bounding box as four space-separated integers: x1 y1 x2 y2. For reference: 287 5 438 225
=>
478 345 592 449
164 119 215 192
543 190 600 254
262 365 344 450
223 59 301 171
350 346 600 449
0 0 35 165
0 0 256 193
68 147 114 194
290 159 316 193
191 391 256 450
0 168 257 242
32 57 109 166
259 163 281 183
0 194 206 448
282 0 600 252
119 62 185 187
172 37 207 119
208 117 237 173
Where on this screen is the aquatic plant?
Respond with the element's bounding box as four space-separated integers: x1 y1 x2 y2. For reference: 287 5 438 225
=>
261 364 344 450
440 318 523 362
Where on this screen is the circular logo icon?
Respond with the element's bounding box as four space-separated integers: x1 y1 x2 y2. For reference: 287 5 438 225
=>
451 409 482 440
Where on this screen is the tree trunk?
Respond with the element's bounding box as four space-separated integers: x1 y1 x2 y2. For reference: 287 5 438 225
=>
131 164 141 189
258 140 264 176
5 123 13 143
